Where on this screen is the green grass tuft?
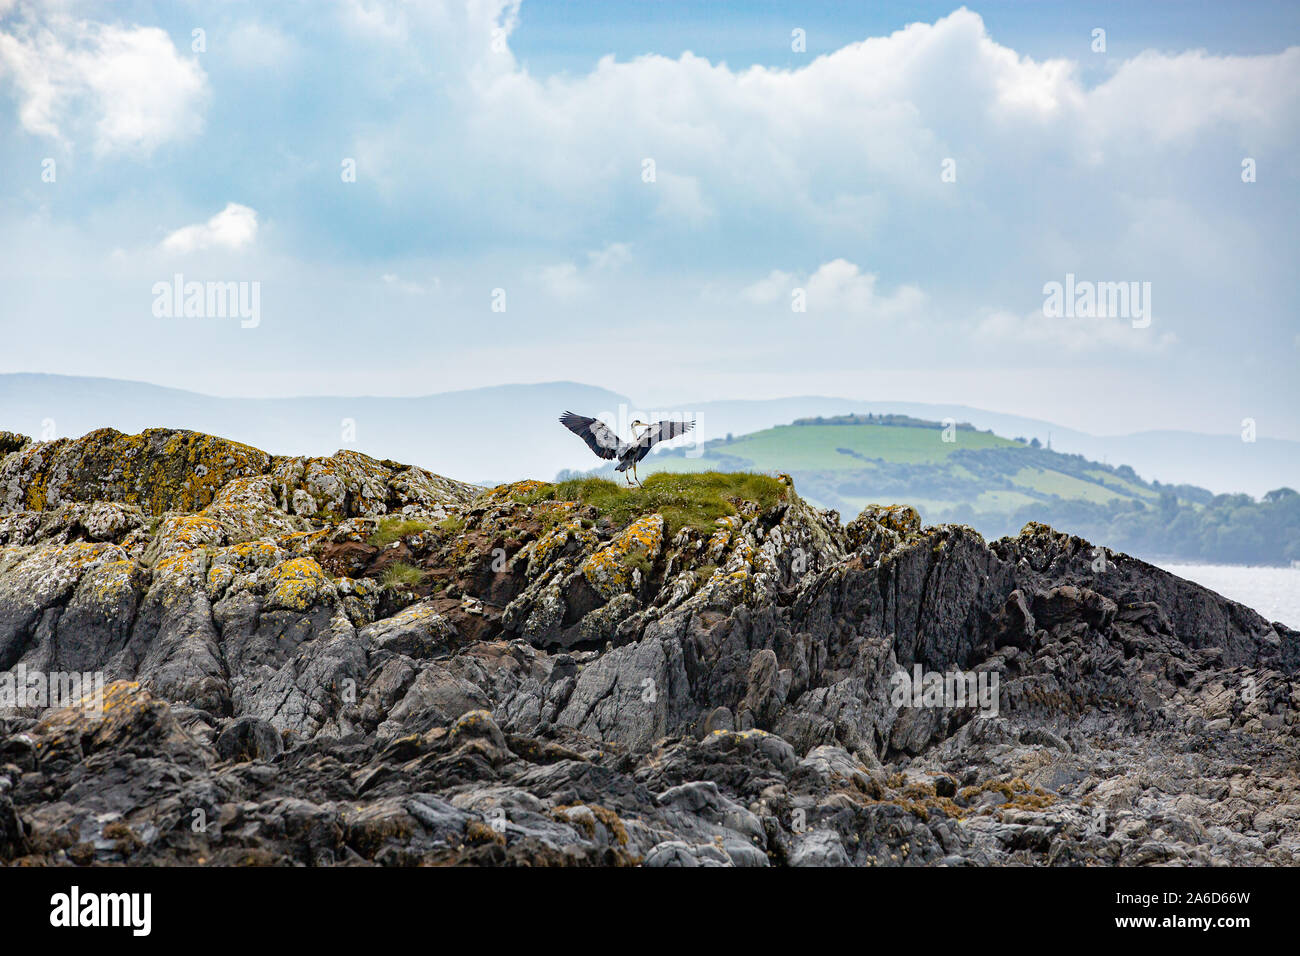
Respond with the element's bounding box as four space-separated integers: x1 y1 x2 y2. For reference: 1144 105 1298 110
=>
381 561 424 588
625 552 653 578
369 517 433 547
516 471 788 536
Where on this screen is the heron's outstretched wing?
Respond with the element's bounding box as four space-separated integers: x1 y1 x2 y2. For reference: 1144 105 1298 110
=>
560 411 623 460
640 418 696 449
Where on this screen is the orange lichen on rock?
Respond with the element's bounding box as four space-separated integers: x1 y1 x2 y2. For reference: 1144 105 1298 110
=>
267 556 331 611
580 513 664 599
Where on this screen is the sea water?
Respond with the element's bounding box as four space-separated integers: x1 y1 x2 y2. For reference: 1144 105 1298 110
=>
1157 562 1300 630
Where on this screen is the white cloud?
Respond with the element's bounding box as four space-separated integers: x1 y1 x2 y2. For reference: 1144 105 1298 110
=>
351 6 1296 258
226 21 298 70
380 273 435 294
652 172 716 227
976 308 1177 353
1085 48 1300 148
586 242 632 271
805 259 927 318
0 7 208 155
161 203 258 254
2 3 1296 434
742 270 794 306
541 242 634 298
539 261 585 299
744 259 925 319
341 0 521 71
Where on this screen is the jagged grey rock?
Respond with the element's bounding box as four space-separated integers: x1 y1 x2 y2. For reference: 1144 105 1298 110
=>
0 428 1297 866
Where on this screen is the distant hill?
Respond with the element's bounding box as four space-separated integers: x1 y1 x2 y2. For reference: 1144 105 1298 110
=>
680 398 1300 498
0 373 630 485
586 415 1300 566
632 414 1180 517
2 373 1297 496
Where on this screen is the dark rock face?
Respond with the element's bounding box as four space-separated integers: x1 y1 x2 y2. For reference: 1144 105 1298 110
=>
0 428 1297 866
215 716 284 763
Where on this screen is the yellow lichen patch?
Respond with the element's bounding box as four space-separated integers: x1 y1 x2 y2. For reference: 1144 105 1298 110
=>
211 539 282 573
530 518 599 573
0 545 27 571
580 513 664 599
467 478 555 511
532 499 579 517
206 564 235 600
525 498 584 536
499 479 550 499
154 549 206 579
336 575 375 598
21 429 272 515
57 541 127 571
35 681 197 763
96 679 142 714
731 538 757 565
34 680 141 735
202 476 301 542
81 559 137 604
298 451 394 517
267 556 330 611
24 472 50 512
326 519 379 543
706 516 742 561
278 530 327 555
873 504 921 535
146 431 268 514
4 542 131 601
700 564 753 606
154 514 224 556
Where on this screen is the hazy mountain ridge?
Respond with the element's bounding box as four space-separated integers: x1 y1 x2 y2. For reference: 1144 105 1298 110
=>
2 373 1297 495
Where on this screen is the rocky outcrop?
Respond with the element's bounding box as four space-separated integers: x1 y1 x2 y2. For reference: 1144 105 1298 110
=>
0 427 1297 866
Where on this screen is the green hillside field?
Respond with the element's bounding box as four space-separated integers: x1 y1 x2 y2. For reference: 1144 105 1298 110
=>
559 414 1300 565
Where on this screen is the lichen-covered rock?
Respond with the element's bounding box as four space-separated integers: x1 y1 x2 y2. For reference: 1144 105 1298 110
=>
203 476 307 542
581 514 663 599
846 503 922 558
0 431 30 457
266 556 332 612
360 601 458 657
0 428 271 515
152 513 225 558
1 426 1298 868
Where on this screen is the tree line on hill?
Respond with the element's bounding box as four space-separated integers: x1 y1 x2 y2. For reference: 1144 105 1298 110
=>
935 487 1300 565
561 427 1299 565
793 413 985 431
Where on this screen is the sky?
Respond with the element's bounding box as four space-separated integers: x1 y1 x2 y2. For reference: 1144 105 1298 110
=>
1 0 1297 439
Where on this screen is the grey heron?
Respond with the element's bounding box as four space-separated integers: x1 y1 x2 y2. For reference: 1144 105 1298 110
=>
559 411 696 486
